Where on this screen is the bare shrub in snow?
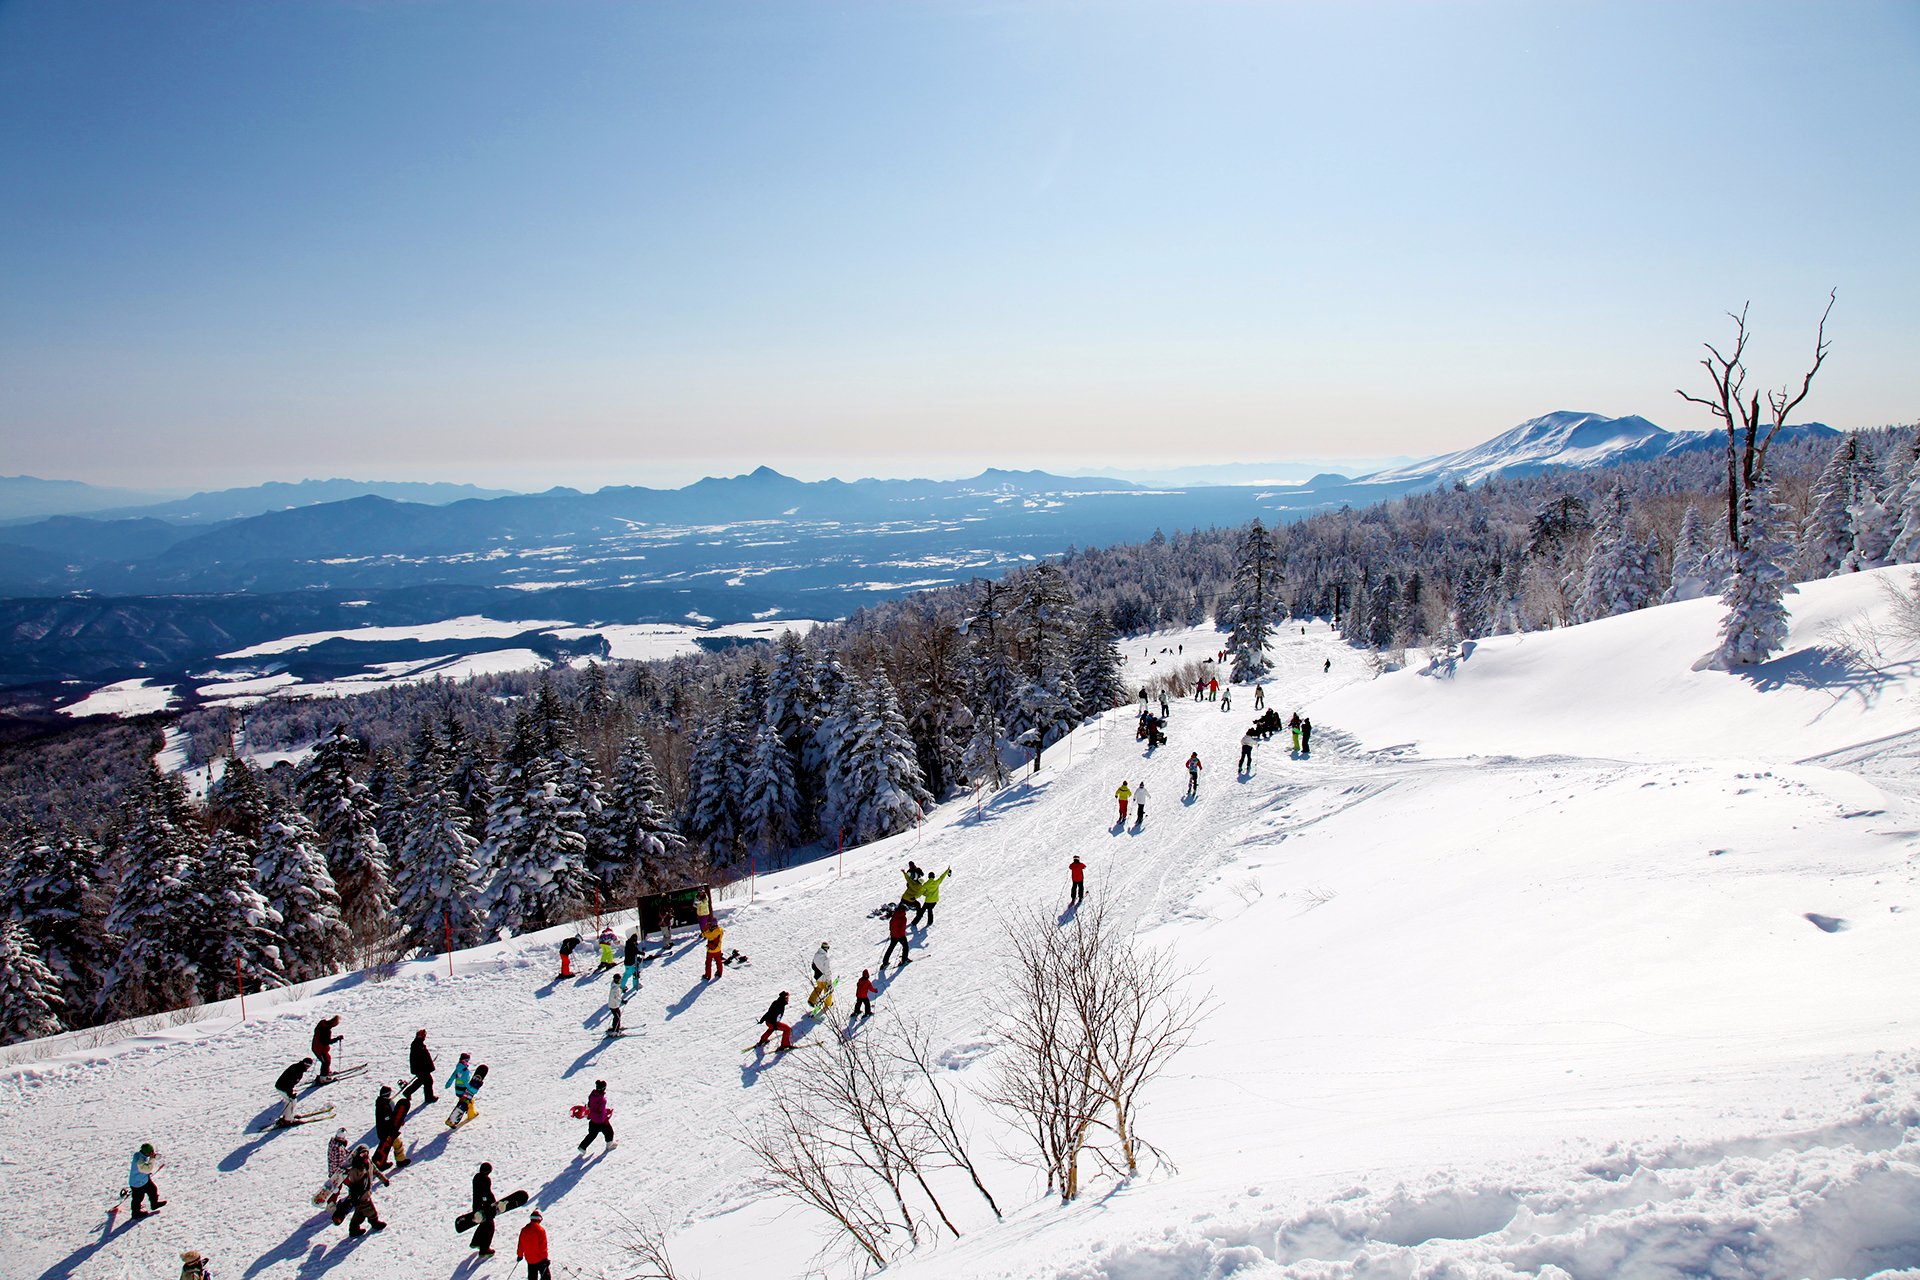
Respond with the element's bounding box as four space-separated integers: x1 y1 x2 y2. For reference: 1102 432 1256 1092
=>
1882 570 1920 644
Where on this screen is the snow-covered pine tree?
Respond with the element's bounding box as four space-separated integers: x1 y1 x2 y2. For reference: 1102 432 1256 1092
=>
682 712 746 856
1224 519 1281 681
601 733 686 896
1 826 112 1019
741 719 801 862
960 703 1011 792
1843 490 1893 572
391 769 484 952
1664 505 1717 603
1069 607 1125 719
186 829 286 996
441 708 495 837
0 922 65 1045
205 756 272 842
363 747 408 859
1886 437 1920 565
765 631 819 828
1012 564 1082 769
1798 433 1875 577
1574 486 1659 621
1717 468 1797 666
101 768 204 1018
296 726 395 950
255 802 355 983
838 671 933 845
814 661 863 842
479 752 594 936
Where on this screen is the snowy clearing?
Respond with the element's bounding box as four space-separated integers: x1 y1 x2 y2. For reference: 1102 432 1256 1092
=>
57 678 179 719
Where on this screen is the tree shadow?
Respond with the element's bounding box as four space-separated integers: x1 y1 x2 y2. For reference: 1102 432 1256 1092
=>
32 1210 134 1279
563 1037 617 1080
242 1208 334 1277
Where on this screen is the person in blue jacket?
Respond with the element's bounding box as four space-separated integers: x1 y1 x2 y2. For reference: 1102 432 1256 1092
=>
128 1142 165 1218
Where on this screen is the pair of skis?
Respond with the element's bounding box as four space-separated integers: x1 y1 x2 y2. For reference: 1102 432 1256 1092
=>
257 1103 335 1132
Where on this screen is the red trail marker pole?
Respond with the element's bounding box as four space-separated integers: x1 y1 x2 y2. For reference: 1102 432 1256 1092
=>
837 828 845 880
445 915 454 978
236 957 245 1022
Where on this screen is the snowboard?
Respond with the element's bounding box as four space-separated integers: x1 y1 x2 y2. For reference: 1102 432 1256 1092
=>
312 1177 343 1206
807 977 840 1018
445 1100 477 1129
454 1188 530 1233
258 1105 334 1131
309 1064 368 1088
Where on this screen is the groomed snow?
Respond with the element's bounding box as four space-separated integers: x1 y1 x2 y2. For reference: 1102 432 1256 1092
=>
7 574 1919 1280
58 678 179 719
219 617 573 659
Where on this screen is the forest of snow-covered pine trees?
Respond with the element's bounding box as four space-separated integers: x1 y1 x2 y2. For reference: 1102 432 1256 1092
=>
3 423 1918 1043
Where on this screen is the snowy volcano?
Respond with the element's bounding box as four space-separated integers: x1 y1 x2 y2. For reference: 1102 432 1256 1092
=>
4 570 1919 1279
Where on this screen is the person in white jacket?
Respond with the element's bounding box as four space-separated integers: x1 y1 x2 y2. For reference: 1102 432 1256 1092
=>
606 976 625 1036
808 942 834 1011
1132 780 1151 828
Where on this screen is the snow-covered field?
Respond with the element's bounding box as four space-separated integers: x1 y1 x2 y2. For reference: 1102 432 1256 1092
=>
7 571 1920 1279
57 678 180 719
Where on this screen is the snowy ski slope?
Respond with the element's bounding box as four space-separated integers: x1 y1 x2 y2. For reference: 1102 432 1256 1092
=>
5 569 1920 1279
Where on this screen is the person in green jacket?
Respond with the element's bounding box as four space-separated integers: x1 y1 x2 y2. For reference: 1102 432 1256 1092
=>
900 863 925 905
913 867 951 927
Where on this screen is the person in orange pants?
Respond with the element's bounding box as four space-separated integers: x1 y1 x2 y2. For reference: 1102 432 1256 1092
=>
702 919 725 980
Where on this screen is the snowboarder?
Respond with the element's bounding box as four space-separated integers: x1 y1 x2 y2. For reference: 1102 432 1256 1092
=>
448 1061 487 1127
701 918 726 981
596 928 617 971
808 942 834 1011
127 1142 164 1218
853 969 876 1019
757 991 795 1051
311 1015 342 1080
470 1162 500 1255
373 1084 412 1170
558 934 580 978
404 1028 437 1104
517 1209 551 1280
606 975 625 1037
1301 717 1313 757
318 1127 351 1204
1253 685 1265 710
1114 780 1132 825
915 867 951 926
1239 730 1255 774
576 1080 615 1153
179 1249 209 1279
1208 677 1219 702
881 902 911 968
622 933 641 993
338 1145 388 1236
445 1051 473 1100
273 1057 313 1125
1185 752 1203 799
1288 712 1302 753
1132 781 1150 827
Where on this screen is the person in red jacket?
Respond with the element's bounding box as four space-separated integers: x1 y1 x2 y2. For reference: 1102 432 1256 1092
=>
312 1015 342 1080
516 1208 551 1280
853 969 877 1019
881 902 911 968
1069 856 1086 904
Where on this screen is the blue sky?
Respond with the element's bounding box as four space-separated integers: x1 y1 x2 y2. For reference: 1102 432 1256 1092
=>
1 0 1915 490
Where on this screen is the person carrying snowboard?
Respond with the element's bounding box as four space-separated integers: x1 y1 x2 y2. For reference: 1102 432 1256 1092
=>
881 902 911 968
404 1028 437 1104
1185 752 1203 799
853 969 876 1019
470 1161 500 1256
518 1208 551 1279
338 1145 388 1236
576 1080 615 1153
446 1051 473 1100
311 1015 342 1081
914 867 950 927
808 942 834 1012
701 917 726 981
757 991 794 1051
1114 780 1132 825
273 1057 313 1125
449 1061 487 1126
1239 730 1255 774
319 1127 351 1204
558 934 580 978
127 1142 164 1218
1132 781 1150 827
373 1084 412 1170
622 933 641 993
606 976 625 1037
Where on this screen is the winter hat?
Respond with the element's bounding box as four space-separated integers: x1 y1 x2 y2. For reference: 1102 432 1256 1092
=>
181 1251 203 1263
480 1162 493 1174
459 1052 471 1061
378 1084 392 1095
139 1143 155 1155
820 941 830 950
334 1127 347 1138
529 1210 542 1221
594 1079 606 1090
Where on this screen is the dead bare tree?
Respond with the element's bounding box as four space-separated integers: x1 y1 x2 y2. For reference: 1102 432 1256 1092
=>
614 1208 693 1280
1081 935 1208 1178
895 1017 1003 1220
1676 290 1836 548
741 1093 897 1272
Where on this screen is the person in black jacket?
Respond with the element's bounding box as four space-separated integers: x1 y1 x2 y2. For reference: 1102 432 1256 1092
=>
622 932 642 993
273 1057 313 1124
558 934 580 978
403 1029 436 1104
470 1161 500 1255
756 992 794 1052
372 1085 412 1170
338 1146 388 1236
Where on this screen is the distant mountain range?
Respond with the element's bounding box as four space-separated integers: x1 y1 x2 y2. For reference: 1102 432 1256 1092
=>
0 476 518 527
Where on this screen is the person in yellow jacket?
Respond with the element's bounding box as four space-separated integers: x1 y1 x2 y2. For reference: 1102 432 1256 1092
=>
1115 780 1132 826
912 867 951 927
900 863 926 905
701 920 725 981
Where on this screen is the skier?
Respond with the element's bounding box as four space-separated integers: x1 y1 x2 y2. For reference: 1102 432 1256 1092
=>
606 975 625 1037
127 1142 164 1218
470 1161 500 1256
517 1209 551 1280
915 867 951 927
1185 751 1203 799
311 1015 342 1080
757 991 795 1052
808 942 834 1011
1068 856 1086 903
622 933 641 993
1301 717 1313 758
403 1028 437 1104
1114 780 1132 825
1253 685 1265 710
273 1057 313 1125
881 902 911 968
596 927 617 972
701 918 726 981
320 1127 351 1204
1132 780 1150 827
373 1084 412 1170
576 1079 616 1153
1288 712 1302 753
1208 677 1218 702
853 969 877 1019
1239 730 1255 774
338 1145 388 1236
558 934 580 978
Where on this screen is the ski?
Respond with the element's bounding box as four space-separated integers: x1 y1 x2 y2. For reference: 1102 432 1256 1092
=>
308 1064 369 1088
257 1105 335 1131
